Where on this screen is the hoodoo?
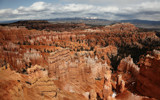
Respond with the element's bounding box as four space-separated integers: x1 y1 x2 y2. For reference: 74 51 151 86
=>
0 21 160 100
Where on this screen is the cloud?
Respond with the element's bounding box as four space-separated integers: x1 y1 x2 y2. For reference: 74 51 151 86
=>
17 2 53 14
0 1 160 21
62 4 94 12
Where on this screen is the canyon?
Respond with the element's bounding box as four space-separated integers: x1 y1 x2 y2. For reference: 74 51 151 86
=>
0 21 160 100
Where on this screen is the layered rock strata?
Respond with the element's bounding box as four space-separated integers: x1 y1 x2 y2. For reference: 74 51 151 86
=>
0 22 160 100
136 50 160 99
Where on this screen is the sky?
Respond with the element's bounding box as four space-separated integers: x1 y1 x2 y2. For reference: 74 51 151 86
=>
0 0 160 21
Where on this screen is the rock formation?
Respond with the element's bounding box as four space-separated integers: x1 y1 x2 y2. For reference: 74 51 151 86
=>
136 50 160 99
0 21 160 100
117 56 140 78
0 64 87 100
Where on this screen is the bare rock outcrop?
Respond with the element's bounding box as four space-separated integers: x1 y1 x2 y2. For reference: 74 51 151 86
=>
116 90 156 100
47 49 113 99
117 56 140 78
136 50 160 99
0 64 87 100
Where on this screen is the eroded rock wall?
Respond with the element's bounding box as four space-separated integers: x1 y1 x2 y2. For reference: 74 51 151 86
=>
136 50 160 99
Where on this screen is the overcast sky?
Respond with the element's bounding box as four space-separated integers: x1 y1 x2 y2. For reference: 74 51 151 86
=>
0 0 160 21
